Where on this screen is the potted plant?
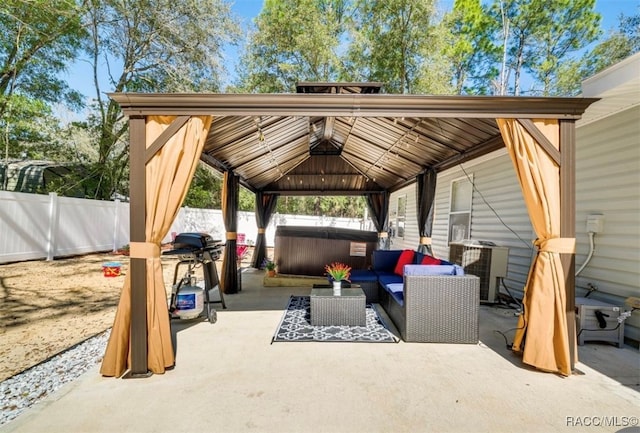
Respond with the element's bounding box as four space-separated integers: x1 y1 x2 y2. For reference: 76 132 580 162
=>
116 244 130 256
262 258 277 277
324 262 351 294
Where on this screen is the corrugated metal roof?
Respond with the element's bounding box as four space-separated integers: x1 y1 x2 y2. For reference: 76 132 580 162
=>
0 159 77 194
110 84 597 195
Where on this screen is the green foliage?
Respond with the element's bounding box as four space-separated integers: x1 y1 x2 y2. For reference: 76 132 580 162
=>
2 0 636 201
553 9 639 96
237 0 626 97
236 0 346 92
525 0 601 96
183 162 366 218
488 0 601 95
238 187 255 212
0 95 56 156
0 0 86 172
276 195 366 218
262 258 276 271
343 0 438 94
184 163 222 209
0 0 86 112
183 163 256 212
442 0 499 94
87 0 240 94
81 0 241 199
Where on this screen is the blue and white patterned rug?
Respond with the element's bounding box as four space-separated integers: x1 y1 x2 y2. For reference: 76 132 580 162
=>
272 296 399 343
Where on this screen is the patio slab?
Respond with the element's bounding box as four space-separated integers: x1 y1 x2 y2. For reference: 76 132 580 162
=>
1 268 638 433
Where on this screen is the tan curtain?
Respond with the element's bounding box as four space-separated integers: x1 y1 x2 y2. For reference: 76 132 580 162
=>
497 118 574 376
101 115 212 377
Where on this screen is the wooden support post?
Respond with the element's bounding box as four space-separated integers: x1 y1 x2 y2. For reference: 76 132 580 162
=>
126 116 151 378
560 120 577 372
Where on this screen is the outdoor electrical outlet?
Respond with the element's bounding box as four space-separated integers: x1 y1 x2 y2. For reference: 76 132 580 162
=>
586 214 605 234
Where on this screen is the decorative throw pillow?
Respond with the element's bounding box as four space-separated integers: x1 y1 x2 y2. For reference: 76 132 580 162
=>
394 249 415 276
420 254 442 265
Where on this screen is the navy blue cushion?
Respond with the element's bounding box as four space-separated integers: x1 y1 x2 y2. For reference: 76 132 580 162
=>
372 250 403 273
389 290 404 306
349 269 378 282
384 283 404 306
378 273 403 287
385 283 404 294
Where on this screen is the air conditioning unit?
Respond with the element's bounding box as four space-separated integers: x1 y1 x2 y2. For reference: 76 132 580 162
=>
448 241 509 303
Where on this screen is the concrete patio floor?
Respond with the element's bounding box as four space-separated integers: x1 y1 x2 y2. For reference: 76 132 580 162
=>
2 268 638 433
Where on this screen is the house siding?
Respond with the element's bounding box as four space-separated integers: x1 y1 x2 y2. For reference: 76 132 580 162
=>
574 104 640 342
432 151 535 297
389 150 536 296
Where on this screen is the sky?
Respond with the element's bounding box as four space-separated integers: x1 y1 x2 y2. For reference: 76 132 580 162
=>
64 0 638 104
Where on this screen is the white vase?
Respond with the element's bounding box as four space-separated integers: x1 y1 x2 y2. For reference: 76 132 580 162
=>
332 280 341 296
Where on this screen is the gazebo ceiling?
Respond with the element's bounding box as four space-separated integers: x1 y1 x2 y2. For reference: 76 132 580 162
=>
202 113 505 194
110 83 596 196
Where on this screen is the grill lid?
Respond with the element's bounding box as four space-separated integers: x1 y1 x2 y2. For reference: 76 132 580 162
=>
172 232 220 250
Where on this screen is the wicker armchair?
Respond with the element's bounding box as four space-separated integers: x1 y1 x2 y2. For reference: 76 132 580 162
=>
380 274 480 343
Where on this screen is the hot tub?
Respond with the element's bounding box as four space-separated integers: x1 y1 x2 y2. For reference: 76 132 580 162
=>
274 226 378 276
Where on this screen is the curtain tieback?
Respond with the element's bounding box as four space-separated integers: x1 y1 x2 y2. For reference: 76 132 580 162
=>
419 236 432 245
129 242 160 258
534 237 575 254
378 232 388 238
226 232 237 240
257 228 266 234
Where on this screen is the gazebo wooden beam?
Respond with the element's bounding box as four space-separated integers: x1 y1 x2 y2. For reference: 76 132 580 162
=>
560 119 577 371
109 93 597 119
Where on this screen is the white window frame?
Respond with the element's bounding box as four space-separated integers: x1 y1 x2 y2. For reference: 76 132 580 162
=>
448 175 473 244
388 194 407 240
395 194 407 239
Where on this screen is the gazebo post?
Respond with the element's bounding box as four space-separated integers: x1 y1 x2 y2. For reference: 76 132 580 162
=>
127 115 151 377
560 120 577 372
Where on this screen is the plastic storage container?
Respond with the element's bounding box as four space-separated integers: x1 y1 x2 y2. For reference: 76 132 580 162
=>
102 262 122 277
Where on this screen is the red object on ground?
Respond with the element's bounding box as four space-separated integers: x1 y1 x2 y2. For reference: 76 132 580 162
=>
102 262 121 277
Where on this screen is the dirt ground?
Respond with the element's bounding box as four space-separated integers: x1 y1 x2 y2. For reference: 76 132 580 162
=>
0 251 244 382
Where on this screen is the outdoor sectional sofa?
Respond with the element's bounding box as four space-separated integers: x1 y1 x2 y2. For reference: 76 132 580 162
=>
350 249 480 343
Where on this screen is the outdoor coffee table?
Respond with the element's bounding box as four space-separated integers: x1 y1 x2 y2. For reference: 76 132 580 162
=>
310 286 366 326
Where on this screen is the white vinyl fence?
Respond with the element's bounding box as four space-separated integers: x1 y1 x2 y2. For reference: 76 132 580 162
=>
0 191 372 264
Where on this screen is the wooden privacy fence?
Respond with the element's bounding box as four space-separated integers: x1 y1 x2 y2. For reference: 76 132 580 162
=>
0 191 370 264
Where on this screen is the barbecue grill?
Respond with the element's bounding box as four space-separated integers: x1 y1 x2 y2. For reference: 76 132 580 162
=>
163 232 226 322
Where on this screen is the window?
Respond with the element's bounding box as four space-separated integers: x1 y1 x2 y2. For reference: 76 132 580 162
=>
389 194 407 239
396 195 406 239
448 176 473 243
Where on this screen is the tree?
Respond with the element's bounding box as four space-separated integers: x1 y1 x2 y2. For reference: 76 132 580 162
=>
183 163 222 209
489 0 600 95
236 0 346 93
82 0 240 199
441 0 499 94
0 0 85 119
0 0 86 188
343 0 438 94
552 9 639 96
526 0 600 95
581 10 639 81
1 95 59 158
